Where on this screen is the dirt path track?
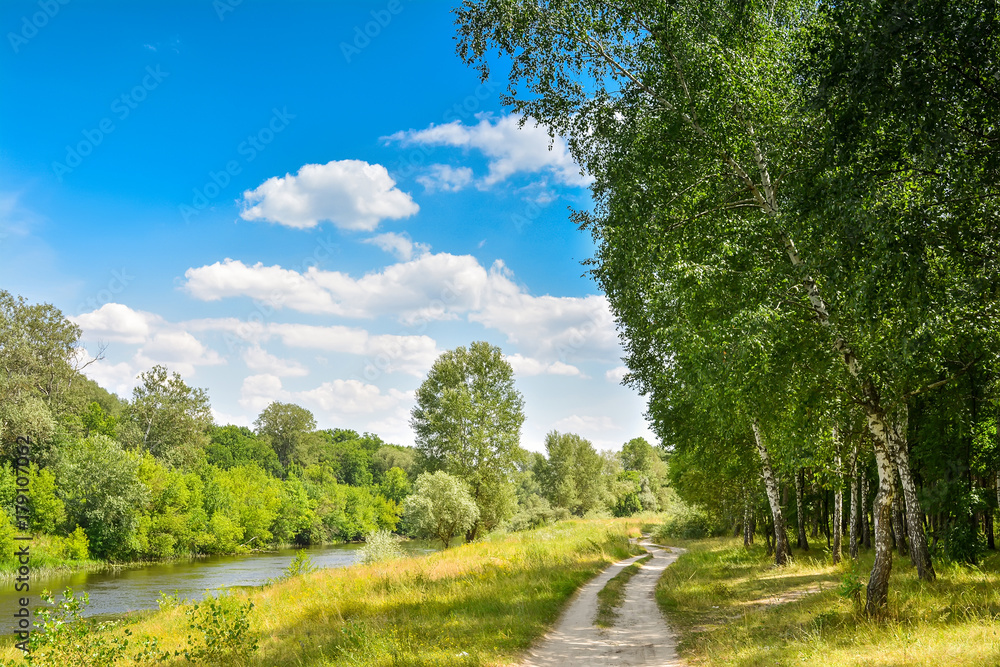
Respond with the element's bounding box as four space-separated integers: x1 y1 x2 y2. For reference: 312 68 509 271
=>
519 541 684 666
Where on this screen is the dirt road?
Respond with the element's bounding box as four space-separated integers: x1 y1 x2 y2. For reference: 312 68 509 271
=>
520 541 684 666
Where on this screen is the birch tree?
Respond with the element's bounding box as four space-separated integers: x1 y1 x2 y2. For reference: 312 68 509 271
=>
456 0 970 610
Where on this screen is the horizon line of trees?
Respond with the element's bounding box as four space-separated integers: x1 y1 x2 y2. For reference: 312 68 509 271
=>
1 293 665 564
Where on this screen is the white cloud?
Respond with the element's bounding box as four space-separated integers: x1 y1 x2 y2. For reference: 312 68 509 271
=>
238 373 289 413
386 114 591 188
553 414 617 433
133 331 225 377
71 303 161 344
239 374 409 419
240 160 419 231
242 345 309 377
606 366 628 383
211 408 251 428
506 353 582 377
362 232 430 261
184 254 489 322
417 164 474 192
299 380 408 415
184 252 619 366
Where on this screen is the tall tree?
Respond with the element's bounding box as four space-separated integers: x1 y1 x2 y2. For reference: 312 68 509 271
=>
126 365 212 466
411 341 525 541
253 401 317 470
455 0 962 609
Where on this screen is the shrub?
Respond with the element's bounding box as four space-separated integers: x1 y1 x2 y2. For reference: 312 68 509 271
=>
61 525 89 561
283 549 316 578
8 588 168 667
182 593 257 667
360 529 403 564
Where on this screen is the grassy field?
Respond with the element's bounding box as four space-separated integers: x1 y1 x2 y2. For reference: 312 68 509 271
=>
653 535 1000 667
1 519 647 666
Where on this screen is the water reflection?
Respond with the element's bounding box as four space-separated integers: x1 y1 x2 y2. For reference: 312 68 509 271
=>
2 541 435 634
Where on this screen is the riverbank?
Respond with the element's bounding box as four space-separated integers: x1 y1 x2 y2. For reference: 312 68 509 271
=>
0 519 645 665
654 536 1000 666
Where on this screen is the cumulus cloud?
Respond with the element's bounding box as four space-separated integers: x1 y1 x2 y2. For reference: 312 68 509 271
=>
71 303 161 344
239 374 409 419
133 331 225 377
386 114 591 188
605 366 628 384
416 164 474 192
553 414 617 433
184 254 489 322
506 353 582 377
240 160 419 231
242 345 309 377
362 232 430 261
184 252 619 366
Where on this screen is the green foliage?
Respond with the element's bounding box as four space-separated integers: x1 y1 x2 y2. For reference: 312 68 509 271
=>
282 549 316 578
16 588 168 666
539 431 606 516
360 528 403 564
125 365 212 467
28 464 66 534
60 525 90 561
81 401 118 438
207 425 283 478
254 401 317 469
56 434 147 560
182 593 257 666
412 341 524 539
403 471 479 548
378 466 410 504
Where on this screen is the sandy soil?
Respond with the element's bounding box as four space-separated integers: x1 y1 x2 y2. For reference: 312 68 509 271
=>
519 540 685 667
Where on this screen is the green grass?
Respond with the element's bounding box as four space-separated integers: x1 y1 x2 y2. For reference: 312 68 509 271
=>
1 519 648 666
595 553 652 627
654 537 1000 667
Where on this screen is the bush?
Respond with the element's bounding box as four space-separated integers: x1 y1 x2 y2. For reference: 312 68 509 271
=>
657 503 718 539
283 549 316 578
360 529 403 564
60 526 89 561
9 588 167 667
182 593 257 667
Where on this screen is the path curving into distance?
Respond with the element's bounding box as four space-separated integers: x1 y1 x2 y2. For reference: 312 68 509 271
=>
520 540 685 666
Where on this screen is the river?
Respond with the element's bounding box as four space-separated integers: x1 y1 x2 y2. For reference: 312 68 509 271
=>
2 541 436 634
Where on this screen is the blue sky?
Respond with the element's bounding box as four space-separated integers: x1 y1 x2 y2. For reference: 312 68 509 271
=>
0 0 652 451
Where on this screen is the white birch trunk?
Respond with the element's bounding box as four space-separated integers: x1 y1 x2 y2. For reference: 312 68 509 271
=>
866 438 896 614
832 425 843 564
850 442 859 559
887 408 935 580
752 420 791 565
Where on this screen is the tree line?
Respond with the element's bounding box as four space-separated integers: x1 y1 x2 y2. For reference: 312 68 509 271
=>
0 294 665 565
456 0 1000 615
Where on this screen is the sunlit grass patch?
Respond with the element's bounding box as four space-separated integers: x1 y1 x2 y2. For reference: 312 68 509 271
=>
655 537 1000 667
0 518 647 666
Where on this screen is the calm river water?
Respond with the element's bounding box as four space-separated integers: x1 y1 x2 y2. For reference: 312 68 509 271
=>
1 541 435 634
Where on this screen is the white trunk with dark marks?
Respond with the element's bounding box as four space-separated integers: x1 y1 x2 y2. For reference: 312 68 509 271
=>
887 408 935 580
752 420 791 565
832 425 843 564
865 420 898 614
850 442 859 559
